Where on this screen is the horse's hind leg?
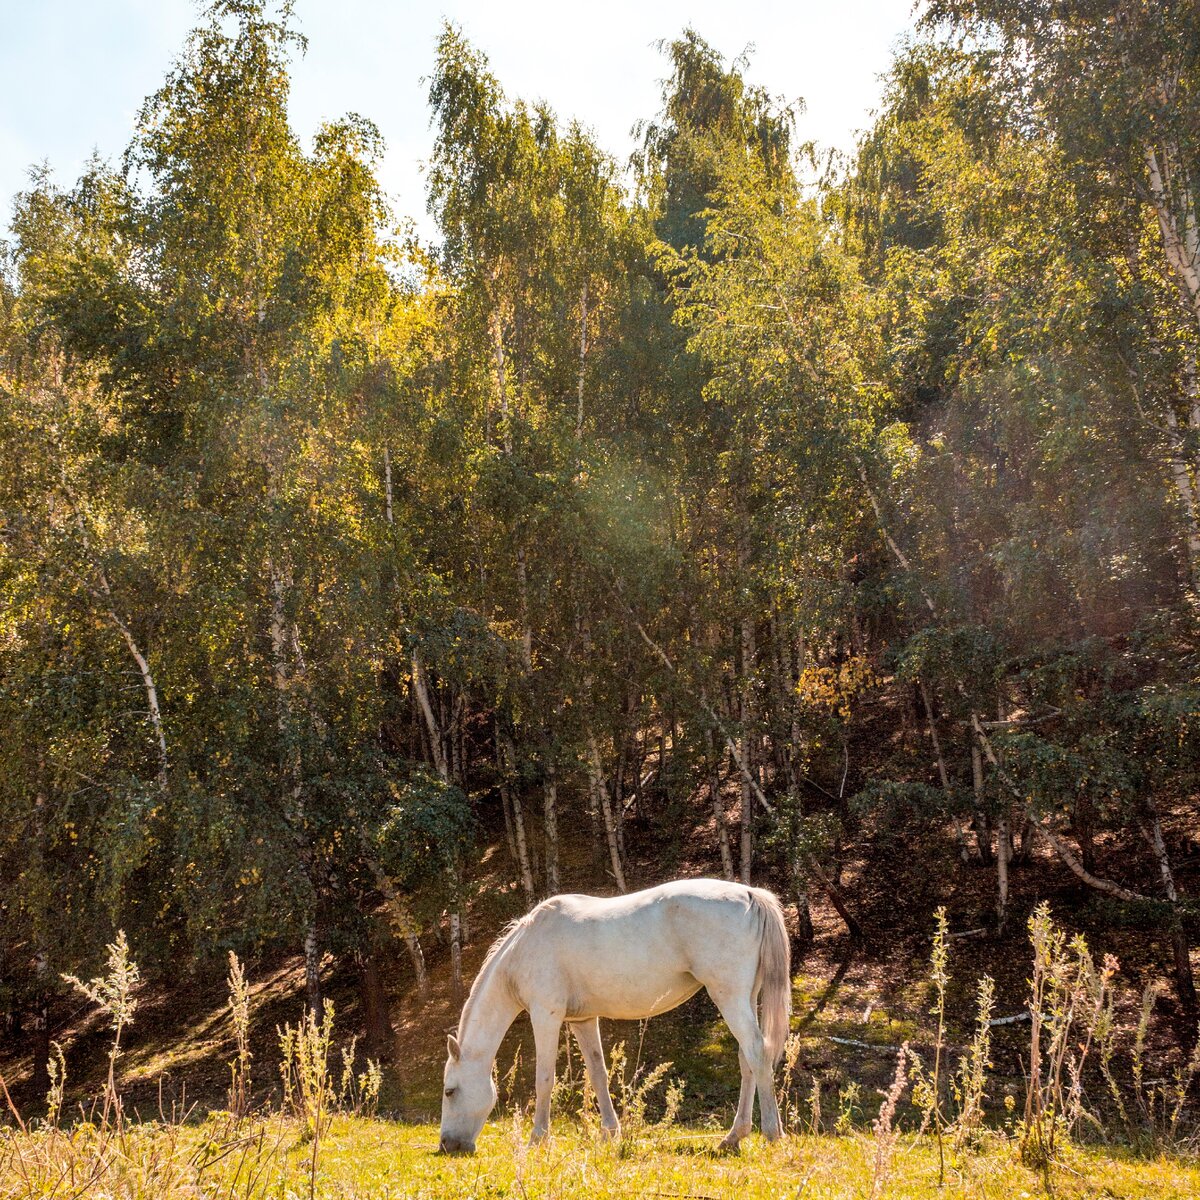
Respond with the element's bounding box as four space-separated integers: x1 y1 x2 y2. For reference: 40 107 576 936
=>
718 1047 755 1151
708 988 783 1147
570 1018 621 1139
529 1008 563 1145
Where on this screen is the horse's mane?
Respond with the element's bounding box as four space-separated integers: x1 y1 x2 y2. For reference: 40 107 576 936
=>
456 911 534 1037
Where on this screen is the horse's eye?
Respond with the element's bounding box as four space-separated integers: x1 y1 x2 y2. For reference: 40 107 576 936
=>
444 1087 456 1098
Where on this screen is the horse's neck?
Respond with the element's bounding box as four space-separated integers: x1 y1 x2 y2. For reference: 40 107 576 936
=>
460 957 521 1065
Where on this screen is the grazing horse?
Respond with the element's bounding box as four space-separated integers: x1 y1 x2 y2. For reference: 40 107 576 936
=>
438 878 791 1153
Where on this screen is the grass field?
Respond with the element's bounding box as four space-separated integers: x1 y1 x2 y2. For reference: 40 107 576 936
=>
4 1114 1200 1200
303 1119 1200 1200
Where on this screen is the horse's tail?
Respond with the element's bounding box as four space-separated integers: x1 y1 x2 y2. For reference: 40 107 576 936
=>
750 886 792 1066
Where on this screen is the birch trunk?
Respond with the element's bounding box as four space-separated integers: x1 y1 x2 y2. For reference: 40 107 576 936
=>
918 679 970 862
575 281 588 441
30 765 50 1097
586 726 627 891
706 727 735 880
383 446 394 526
501 731 536 904
449 908 464 997
1143 804 1198 1014
738 564 757 885
496 726 518 862
995 811 1010 935
970 742 993 866
490 308 511 455
63 485 169 793
368 858 428 993
411 656 463 981
616 737 630 856
1144 144 1200 588
411 651 448 781
304 923 323 1017
739 735 753 885
543 760 560 895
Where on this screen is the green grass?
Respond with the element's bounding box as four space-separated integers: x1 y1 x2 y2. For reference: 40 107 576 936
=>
232 1118 1200 1199
5 1115 1200 1199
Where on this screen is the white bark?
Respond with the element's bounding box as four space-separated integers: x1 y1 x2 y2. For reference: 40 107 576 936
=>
383 446 394 526
738 542 757 885
543 762 560 895
111 607 169 794
856 459 938 616
1144 143 1200 587
586 726 627 891
706 727 736 881
501 731 536 903
449 909 463 995
1145 144 1200 324
575 281 589 441
490 309 512 456
61 483 170 793
918 678 969 861
995 811 1010 933
304 923 323 1016
410 655 465 973
368 858 428 993
411 651 448 782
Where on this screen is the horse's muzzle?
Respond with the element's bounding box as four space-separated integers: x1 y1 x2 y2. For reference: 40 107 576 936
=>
437 1136 475 1155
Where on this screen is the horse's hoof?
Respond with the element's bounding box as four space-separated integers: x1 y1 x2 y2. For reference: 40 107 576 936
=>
600 1123 621 1141
717 1134 742 1152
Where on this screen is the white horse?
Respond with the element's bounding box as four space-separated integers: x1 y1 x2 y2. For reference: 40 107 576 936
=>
438 877 791 1153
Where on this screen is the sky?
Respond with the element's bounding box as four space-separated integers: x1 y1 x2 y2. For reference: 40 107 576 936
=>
1 0 920 241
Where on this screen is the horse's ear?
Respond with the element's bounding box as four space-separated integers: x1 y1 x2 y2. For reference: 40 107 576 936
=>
447 1034 460 1062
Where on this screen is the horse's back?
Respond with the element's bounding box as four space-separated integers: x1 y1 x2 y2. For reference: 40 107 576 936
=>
545 877 754 916
507 878 773 1020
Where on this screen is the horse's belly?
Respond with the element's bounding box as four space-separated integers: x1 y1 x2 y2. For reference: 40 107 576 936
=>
575 972 702 1021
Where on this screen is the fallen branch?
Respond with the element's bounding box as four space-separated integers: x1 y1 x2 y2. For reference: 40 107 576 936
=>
828 1036 904 1053
973 708 1062 730
987 1011 1032 1027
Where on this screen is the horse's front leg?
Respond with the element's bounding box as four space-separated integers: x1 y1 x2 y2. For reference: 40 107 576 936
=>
570 1018 621 1140
529 1008 563 1144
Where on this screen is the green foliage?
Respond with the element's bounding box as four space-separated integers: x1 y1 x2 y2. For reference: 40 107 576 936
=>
375 772 476 894
2 0 1199 1119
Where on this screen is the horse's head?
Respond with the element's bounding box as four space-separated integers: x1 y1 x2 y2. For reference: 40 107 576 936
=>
438 1034 496 1154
